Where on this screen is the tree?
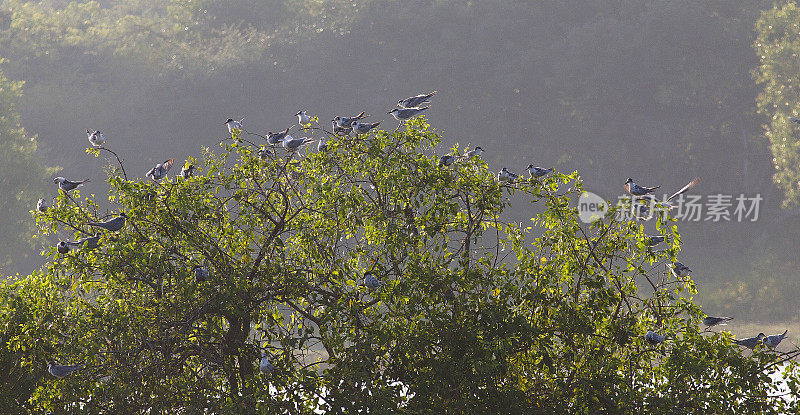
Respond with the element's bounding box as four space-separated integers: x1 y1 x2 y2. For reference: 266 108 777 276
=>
0 58 54 273
1 119 798 413
755 1 800 207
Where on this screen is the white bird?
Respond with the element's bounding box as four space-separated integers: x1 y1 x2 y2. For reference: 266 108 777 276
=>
86 129 105 147
260 354 275 375
281 136 313 152
56 241 70 254
464 146 484 159
351 121 381 135
644 235 665 246
88 213 127 232
398 91 437 109
645 330 667 345
333 112 367 128
526 165 553 179
668 261 691 278
48 362 84 378
296 110 311 125
54 177 90 192
624 178 660 196
364 272 382 289
180 164 195 179
388 107 429 121
703 315 734 327
763 330 788 348
224 118 244 134
497 168 518 183
438 155 456 167
146 159 174 181
317 140 328 153
734 333 765 349
65 233 102 251
331 119 352 136
37 198 49 213
266 127 291 146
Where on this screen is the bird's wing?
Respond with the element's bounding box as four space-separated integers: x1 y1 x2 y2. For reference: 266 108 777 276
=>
162 159 175 173
666 177 700 202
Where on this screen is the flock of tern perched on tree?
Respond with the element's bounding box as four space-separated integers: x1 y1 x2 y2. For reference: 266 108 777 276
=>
37 90 790 377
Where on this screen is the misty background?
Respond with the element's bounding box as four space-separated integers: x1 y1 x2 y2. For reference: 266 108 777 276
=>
0 0 797 326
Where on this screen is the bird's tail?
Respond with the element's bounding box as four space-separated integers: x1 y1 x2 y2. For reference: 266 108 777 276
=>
419 107 430 111
356 111 366 119
426 90 438 98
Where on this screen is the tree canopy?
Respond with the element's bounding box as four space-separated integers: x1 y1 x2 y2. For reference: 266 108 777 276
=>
0 119 797 413
0 59 55 273
755 1 800 207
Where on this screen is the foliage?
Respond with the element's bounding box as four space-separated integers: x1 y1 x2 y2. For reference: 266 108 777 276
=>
755 1 800 207
0 59 55 273
0 120 797 413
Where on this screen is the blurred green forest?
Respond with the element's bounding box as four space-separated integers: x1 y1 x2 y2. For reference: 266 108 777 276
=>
0 0 798 323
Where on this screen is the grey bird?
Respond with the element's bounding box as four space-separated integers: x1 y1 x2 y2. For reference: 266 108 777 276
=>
257 146 270 160
438 155 456 167
332 119 352 136
364 272 382 289
65 233 102 251
146 159 174 181
763 330 788 348
624 178 660 196
88 213 127 232
526 165 553 179
388 107 429 121
56 241 70 254
296 110 311 125
790 116 800 124
266 127 291 146
317 140 328 153
734 333 765 349
498 167 518 183
645 330 667 345
48 362 84 378
644 235 665 246
193 265 210 282
37 198 49 213
86 129 105 147
464 146 484 159
281 136 313 152
398 91 437 109
180 164 195 179
54 177 90 192
334 112 367 128
260 354 275 375
668 261 691 278
703 315 734 327
223 117 244 133
351 121 381 135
